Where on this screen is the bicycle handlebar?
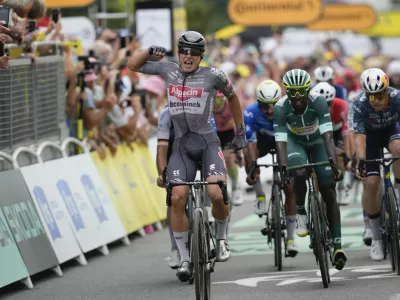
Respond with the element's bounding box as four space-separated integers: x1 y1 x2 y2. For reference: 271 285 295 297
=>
248 161 279 180
165 180 228 207
362 156 400 167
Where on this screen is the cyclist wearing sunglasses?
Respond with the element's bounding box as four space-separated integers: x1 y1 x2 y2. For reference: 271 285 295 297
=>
274 69 347 271
156 105 217 270
353 68 400 261
213 91 242 206
244 79 299 257
128 31 247 281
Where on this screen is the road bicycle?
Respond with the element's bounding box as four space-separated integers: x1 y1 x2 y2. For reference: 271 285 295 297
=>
166 164 229 300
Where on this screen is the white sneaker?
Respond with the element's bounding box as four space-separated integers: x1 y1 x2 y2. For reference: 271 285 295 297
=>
338 188 350 206
370 239 384 261
231 189 243 206
168 249 180 269
254 196 267 216
296 214 309 237
363 227 373 246
205 206 215 223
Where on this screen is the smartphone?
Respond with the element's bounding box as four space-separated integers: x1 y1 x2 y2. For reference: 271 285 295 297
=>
120 36 126 49
28 20 36 33
126 50 131 57
0 7 10 28
88 49 95 58
51 9 59 23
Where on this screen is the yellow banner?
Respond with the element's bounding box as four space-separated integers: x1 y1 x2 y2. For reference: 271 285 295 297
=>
125 144 167 221
228 0 322 26
308 4 376 31
356 11 400 37
91 149 142 234
45 0 95 8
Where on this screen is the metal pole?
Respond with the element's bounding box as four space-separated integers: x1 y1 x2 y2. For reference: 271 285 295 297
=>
101 0 107 28
125 0 129 29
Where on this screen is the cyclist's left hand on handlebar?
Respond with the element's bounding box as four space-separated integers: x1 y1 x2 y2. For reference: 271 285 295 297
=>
246 167 260 185
329 158 343 182
231 125 247 151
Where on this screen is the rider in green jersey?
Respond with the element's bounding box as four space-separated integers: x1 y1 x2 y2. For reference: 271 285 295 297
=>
273 69 347 270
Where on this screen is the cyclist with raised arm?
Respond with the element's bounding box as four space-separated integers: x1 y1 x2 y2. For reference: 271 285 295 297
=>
353 68 400 261
244 79 298 257
273 69 347 271
128 31 247 281
156 106 218 270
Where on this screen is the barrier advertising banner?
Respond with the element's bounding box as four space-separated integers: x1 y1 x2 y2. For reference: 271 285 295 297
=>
130 143 167 220
20 163 83 264
118 146 159 226
91 150 137 234
0 206 30 288
0 170 58 275
64 153 126 244
44 158 106 253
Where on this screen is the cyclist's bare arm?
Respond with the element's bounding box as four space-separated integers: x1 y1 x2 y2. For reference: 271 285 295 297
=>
355 134 366 161
322 131 338 165
243 142 257 171
127 49 152 72
227 92 245 128
157 144 168 176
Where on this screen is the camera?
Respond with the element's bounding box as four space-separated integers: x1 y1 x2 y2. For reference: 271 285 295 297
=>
0 7 10 28
78 55 100 72
51 9 59 23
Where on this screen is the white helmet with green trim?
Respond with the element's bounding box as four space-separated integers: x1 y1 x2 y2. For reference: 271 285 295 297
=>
282 69 312 89
256 80 282 104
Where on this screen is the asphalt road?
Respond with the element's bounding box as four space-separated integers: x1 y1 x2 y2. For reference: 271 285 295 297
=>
2 181 400 300
1 149 399 300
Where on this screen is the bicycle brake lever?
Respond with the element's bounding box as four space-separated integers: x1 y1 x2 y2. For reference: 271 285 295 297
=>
166 184 172 207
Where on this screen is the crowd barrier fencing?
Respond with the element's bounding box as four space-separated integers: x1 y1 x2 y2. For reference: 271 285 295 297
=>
0 138 166 291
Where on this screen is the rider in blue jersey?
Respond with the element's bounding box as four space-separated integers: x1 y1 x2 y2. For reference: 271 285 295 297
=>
353 68 400 262
243 80 298 257
314 66 347 100
156 105 217 270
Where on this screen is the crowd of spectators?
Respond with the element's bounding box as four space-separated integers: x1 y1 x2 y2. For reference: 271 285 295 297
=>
2 3 399 159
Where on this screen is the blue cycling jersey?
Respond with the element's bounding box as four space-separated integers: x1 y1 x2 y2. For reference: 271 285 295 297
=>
334 84 347 101
244 102 274 143
352 87 400 134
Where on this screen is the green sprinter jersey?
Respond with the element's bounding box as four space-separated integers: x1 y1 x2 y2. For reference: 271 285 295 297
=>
273 91 333 143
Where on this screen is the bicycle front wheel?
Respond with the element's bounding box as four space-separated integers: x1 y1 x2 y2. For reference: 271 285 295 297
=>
273 184 283 271
387 187 400 275
311 195 329 288
193 211 206 299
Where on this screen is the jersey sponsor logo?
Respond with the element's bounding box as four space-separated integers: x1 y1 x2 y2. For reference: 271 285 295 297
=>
169 101 201 108
287 120 319 136
218 147 227 169
173 170 180 176
169 84 204 101
210 68 227 81
209 164 215 171
225 82 232 91
324 113 330 117
288 152 301 157
244 110 253 118
391 90 398 97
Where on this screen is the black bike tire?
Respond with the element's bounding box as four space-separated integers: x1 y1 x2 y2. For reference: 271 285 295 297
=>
204 214 211 300
274 184 282 271
311 195 329 288
388 187 400 275
193 211 205 299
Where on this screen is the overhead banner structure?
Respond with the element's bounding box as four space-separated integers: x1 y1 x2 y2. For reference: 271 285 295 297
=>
0 206 30 288
64 153 127 245
44 0 95 8
356 11 400 37
308 4 376 31
20 164 83 265
43 158 106 254
0 170 58 276
227 0 322 26
135 1 174 56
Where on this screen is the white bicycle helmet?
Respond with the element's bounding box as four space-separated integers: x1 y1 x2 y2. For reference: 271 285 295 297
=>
314 66 334 82
360 68 389 93
387 60 400 77
311 82 336 102
256 80 282 104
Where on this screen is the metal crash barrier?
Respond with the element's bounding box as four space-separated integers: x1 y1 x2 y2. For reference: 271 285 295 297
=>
0 41 67 153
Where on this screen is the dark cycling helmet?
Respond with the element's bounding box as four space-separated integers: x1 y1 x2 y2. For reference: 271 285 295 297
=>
177 31 206 52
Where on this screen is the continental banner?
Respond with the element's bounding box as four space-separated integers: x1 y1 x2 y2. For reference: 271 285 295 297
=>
91 149 143 234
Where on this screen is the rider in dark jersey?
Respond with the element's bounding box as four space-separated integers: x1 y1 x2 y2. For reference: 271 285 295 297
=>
353 68 400 262
128 31 247 282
